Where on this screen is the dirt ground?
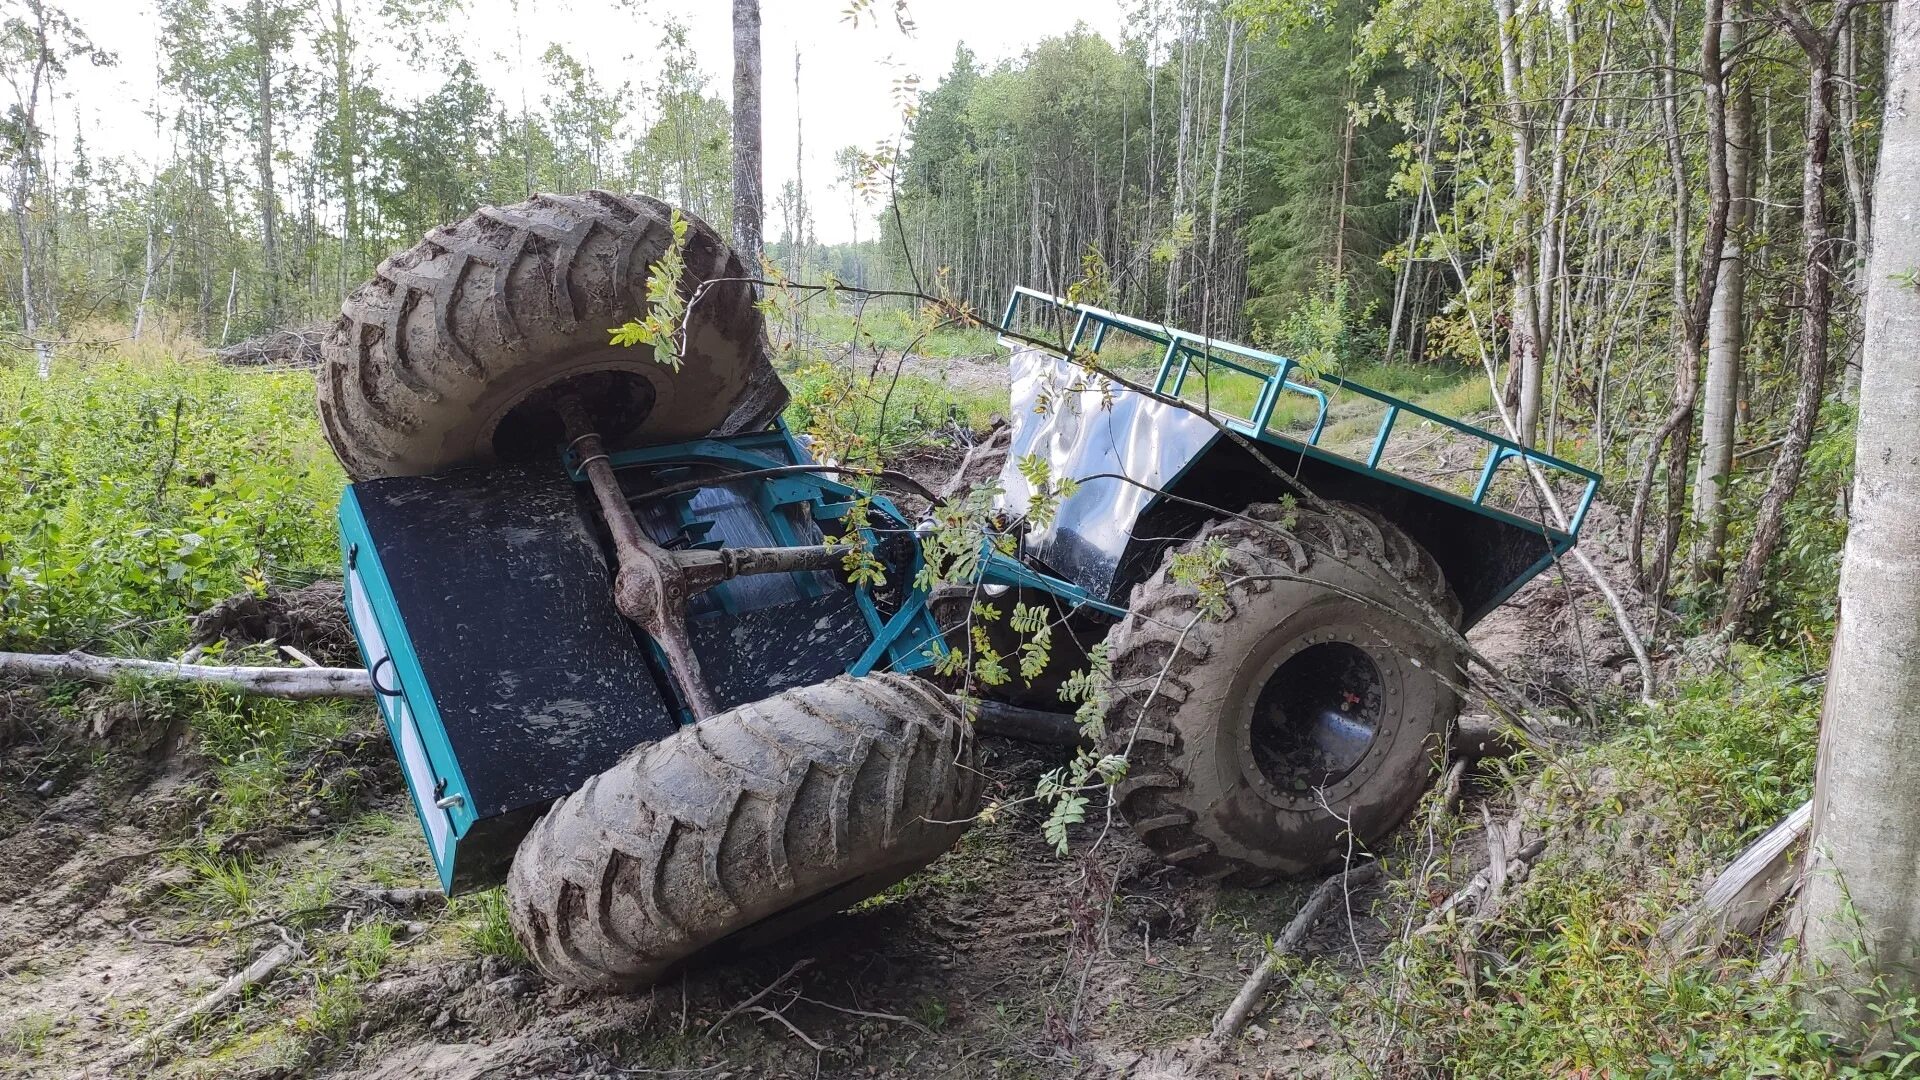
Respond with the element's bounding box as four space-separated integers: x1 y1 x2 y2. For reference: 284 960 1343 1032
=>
0 368 1642 1079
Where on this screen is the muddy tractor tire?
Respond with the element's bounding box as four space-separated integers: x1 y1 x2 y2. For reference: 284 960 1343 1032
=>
317 191 787 480
506 674 980 992
1101 502 1463 885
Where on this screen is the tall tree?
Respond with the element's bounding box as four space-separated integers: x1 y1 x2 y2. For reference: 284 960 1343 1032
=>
731 0 762 272
1798 0 1920 1037
1719 0 1863 634
0 0 109 375
235 0 298 328
1692 20 1753 583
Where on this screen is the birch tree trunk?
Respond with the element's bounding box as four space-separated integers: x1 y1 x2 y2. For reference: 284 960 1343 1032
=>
731 0 764 275
1493 0 1543 446
246 0 281 328
1799 1 1920 1036
1202 18 1237 334
1693 55 1753 583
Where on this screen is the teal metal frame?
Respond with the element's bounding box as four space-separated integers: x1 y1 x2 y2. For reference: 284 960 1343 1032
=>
997 287 1602 545
338 488 473 890
561 430 946 683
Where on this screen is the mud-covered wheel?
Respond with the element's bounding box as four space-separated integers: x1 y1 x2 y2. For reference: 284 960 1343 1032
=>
1101 502 1463 885
506 674 980 992
317 190 787 480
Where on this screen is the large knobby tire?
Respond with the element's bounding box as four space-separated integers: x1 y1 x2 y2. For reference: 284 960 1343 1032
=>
317 190 787 480
1101 502 1463 885
506 674 980 992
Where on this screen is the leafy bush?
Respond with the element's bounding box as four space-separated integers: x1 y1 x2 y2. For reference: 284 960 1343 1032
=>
1253 266 1390 376
0 356 344 652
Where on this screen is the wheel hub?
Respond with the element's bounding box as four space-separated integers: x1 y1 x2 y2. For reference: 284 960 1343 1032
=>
1248 641 1386 796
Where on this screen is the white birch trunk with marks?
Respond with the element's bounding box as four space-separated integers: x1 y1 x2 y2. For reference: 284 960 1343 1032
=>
1799 0 1920 1037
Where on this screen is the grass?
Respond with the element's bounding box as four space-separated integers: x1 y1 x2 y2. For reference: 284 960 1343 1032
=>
783 359 1004 462
454 887 528 964
0 347 345 654
1385 650 1920 1077
5 1013 54 1057
802 305 1001 358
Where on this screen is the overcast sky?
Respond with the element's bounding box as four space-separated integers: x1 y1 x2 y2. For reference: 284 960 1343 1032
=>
60 0 1129 244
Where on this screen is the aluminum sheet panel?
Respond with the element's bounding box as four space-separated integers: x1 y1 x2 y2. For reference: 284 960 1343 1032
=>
997 346 1220 603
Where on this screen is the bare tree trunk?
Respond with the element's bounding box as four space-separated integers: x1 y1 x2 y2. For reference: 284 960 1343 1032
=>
1493 0 1543 445
1799 2 1920 1037
221 267 238 346
1720 1 1855 636
732 0 764 275
1628 0 1730 606
1202 18 1238 334
1693 51 1753 583
1164 17 1195 322
247 0 281 329
132 206 158 342
9 1 53 377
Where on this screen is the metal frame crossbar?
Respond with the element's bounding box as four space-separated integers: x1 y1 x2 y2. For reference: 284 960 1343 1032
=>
997 285 1602 540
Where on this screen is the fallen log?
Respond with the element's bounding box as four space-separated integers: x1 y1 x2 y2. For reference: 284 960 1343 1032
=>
1656 799 1812 961
0 650 373 699
0 652 1100 746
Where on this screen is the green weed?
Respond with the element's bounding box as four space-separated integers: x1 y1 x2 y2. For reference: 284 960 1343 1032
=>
4 1013 54 1057
171 850 263 919
783 360 1001 462
0 356 344 654
454 887 527 964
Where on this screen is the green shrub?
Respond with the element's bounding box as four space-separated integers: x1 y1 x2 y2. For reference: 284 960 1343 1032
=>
0 356 344 652
783 360 1001 464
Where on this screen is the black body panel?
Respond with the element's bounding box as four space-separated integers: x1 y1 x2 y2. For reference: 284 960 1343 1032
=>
353 462 680 887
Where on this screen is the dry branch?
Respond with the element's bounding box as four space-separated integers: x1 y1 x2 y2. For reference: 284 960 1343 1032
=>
1419 826 1547 935
112 938 302 1064
1210 862 1383 1044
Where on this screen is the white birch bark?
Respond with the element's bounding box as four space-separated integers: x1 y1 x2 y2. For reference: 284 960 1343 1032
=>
1799 0 1920 1038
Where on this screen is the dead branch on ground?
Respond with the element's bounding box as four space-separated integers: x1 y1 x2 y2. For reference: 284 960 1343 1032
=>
1210 861 1384 1045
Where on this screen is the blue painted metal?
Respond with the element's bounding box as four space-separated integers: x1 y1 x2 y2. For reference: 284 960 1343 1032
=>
1367 406 1400 469
978 548 1128 618
997 286 1601 546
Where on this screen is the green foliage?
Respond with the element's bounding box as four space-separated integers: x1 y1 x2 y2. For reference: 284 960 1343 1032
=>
0 356 343 652
455 888 528 965
1036 749 1127 854
1256 265 1389 377
1240 0 1409 329
607 210 692 370
1389 653 1917 1076
1724 402 1857 650
783 360 1001 464
1168 537 1234 620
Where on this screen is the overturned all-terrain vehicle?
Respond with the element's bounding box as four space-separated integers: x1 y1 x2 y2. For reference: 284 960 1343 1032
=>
318 192 1599 991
